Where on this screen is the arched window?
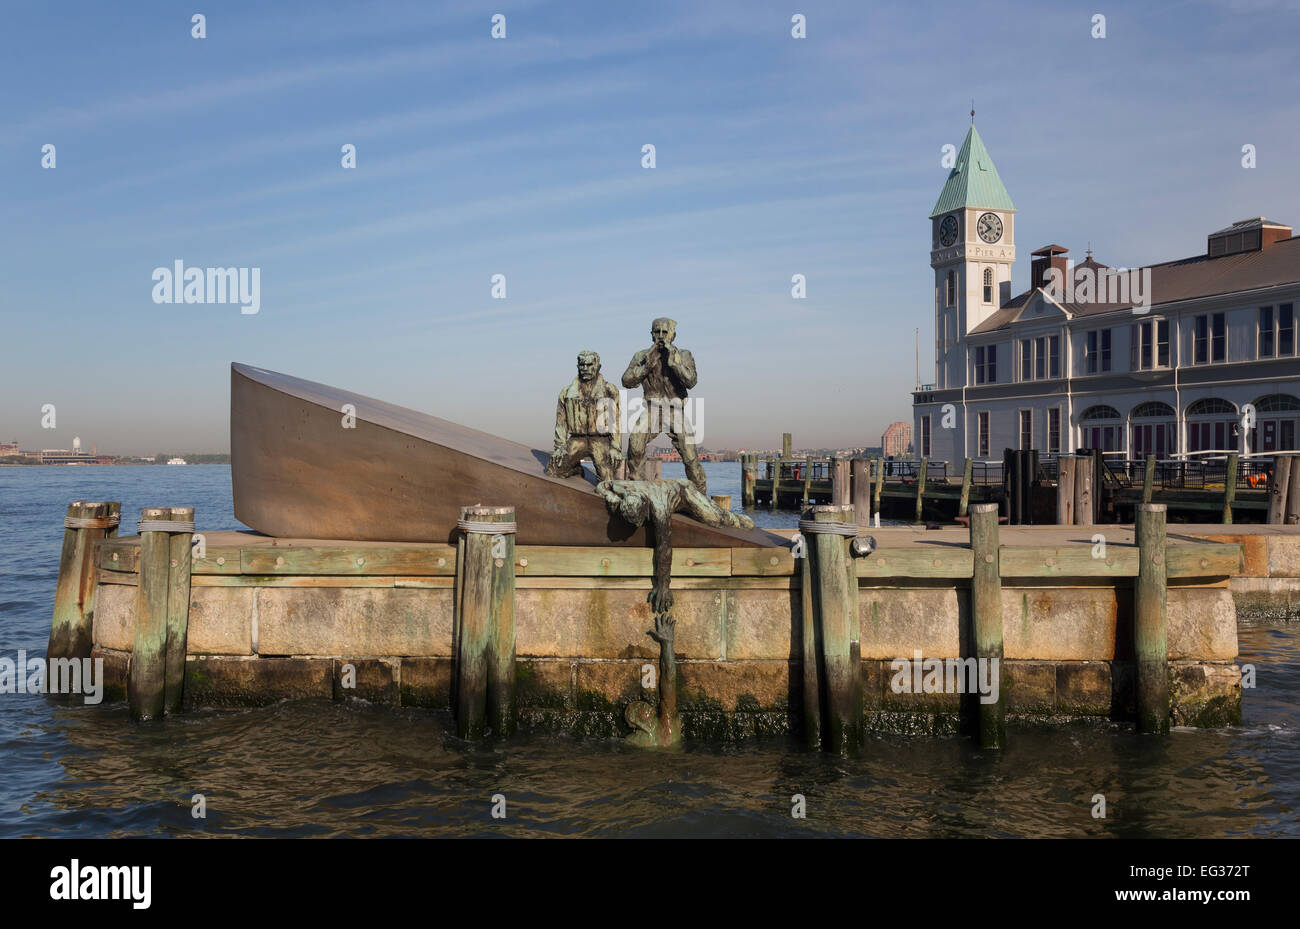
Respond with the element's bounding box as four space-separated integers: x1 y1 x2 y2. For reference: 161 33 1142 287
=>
1131 401 1175 419
1187 398 1236 416
1131 402 1176 459
1080 405 1121 421
983 268 993 303
1187 397 1239 454
1252 393 1300 412
1249 394 1300 454
946 270 956 307
1079 405 1121 452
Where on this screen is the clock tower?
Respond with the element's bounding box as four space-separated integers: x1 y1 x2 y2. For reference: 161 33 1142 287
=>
929 123 1016 388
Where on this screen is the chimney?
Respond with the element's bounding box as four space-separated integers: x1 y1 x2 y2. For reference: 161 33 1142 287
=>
1031 244 1070 291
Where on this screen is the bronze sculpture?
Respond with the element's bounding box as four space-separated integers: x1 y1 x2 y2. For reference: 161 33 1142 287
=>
622 318 707 493
546 351 622 483
597 478 750 748
624 613 682 749
596 478 753 613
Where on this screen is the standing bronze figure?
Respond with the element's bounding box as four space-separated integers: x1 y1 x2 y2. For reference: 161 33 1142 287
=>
622 318 706 493
546 351 622 483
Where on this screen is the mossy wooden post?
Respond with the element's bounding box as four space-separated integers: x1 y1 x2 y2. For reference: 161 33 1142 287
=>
163 507 194 715
1074 453 1094 525
804 504 861 755
783 432 793 460
832 458 851 506
1268 455 1291 524
873 457 884 521
49 501 118 663
129 507 170 721
969 503 1005 749
711 494 731 512
456 505 516 739
799 529 820 750
741 454 756 508
958 458 973 519
801 456 813 508
1135 503 1169 734
1287 457 1300 525
851 458 871 529
1142 455 1156 504
770 459 780 509
1056 456 1076 525
1222 452 1239 524
914 458 928 524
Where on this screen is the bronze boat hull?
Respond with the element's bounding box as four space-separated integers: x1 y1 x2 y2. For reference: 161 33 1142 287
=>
230 363 782 547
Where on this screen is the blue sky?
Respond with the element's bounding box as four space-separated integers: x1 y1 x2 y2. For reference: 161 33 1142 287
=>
2 0 1298 453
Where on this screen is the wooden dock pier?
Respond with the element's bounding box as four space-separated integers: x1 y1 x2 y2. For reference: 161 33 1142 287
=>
748 448 1276 526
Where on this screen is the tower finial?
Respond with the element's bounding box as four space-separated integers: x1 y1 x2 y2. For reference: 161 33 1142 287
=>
971 100 975 124
1086 241 1093 260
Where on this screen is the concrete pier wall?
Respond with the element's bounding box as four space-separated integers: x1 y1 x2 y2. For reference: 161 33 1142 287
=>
87 529 1245 735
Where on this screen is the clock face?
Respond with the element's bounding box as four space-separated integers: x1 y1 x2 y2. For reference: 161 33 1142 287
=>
938 215 959 247
977 212 1004 244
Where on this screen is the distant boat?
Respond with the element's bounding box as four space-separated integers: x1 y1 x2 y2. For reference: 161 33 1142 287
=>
166 457 187 465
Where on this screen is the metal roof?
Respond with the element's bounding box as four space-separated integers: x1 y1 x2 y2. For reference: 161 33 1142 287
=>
929 124 1016 218
969 236 1300 335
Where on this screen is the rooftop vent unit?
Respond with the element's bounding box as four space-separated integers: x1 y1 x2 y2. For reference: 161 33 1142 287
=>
1207 217 1291 258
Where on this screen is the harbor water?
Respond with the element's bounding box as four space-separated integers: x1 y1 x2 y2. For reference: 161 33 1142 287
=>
1 463 1296 837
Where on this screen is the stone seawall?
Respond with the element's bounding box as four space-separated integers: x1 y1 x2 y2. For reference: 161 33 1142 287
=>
86 528 1245 736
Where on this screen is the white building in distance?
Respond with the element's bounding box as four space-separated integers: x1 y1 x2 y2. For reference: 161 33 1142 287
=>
913 123 1300 467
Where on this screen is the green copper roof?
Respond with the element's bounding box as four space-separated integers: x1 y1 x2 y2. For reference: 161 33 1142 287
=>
929 125 1015 218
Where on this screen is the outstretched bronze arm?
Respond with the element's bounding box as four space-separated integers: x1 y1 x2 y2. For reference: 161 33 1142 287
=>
677 481 755 530
647 613 676 722
648 502 673 614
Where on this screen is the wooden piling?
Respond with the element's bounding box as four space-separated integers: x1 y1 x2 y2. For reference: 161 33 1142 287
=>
872 458 883 521
1074 453 1094 525
1056 456 1077 525
803 504 861 754
958 458 973 519
456 505 516 739
711 494 732 512
799 527 820 750
832 458 851 506
1142 455 1156 504
741 454 756 508
129 507 171 721
914 458 928 524
969 503 1005 749
49 501 118 663
1023 450 1039 525
851 458 871 529
1268 455 1291 524
801 456 813 508
1287 458 1300 525
1222 452 1238 524
163 507 194 715
782 432 793 460
1134 503 1169 734
770 459 780 509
